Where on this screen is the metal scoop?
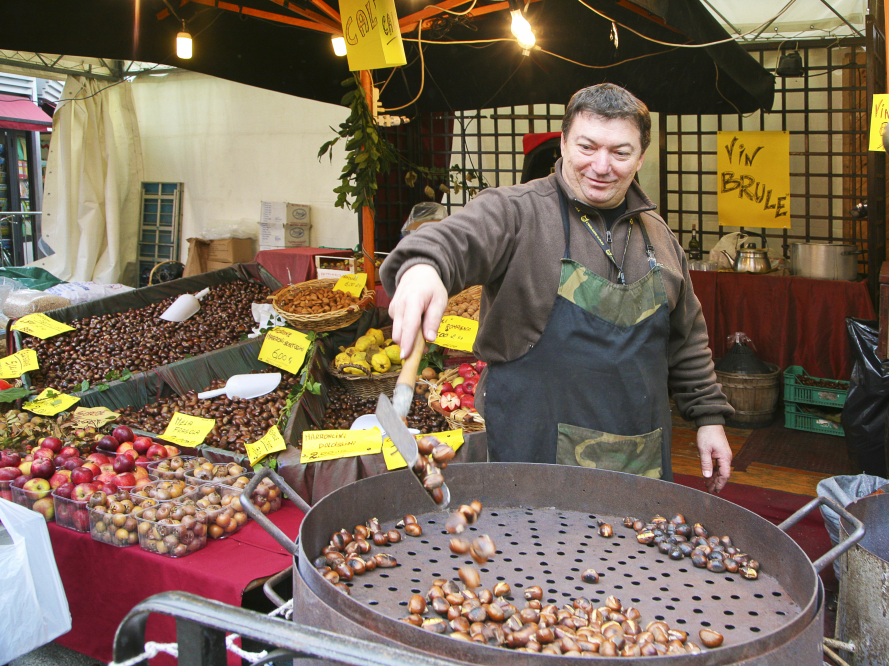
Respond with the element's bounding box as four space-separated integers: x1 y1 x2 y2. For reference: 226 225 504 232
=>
197 373 282 401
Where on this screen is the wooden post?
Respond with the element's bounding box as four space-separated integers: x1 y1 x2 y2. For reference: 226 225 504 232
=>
360 69 376 295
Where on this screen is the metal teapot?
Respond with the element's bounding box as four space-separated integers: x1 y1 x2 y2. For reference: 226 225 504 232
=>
721 232 772 274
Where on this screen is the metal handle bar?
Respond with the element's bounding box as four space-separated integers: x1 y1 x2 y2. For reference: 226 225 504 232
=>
263 566 293 609
241 466 311 556
114 590 467 666
777 495 865 573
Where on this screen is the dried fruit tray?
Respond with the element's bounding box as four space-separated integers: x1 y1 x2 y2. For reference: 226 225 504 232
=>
784 401 845 437
783 366 849 408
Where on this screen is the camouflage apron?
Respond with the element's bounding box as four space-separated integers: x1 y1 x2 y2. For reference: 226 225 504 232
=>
483 187 672 480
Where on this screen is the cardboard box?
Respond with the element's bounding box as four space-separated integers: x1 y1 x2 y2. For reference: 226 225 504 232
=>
206 260 235 272
208 238 254 263
315 255 356 279
261 201 311 225
259 221 311 248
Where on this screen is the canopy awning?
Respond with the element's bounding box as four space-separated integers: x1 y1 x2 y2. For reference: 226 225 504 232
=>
0 94 52 131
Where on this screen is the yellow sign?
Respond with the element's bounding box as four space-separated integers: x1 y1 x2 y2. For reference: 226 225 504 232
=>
434 316 479 353
160 412 216 447
245 425 288 466
340 0 407 71
24 389 80 416
333 272 367 297
11 313 75 339
258 327 311 374
0 349 38 378
717 131 790 229
383 430 464 470
301 428 382 463
869 94 889 151
70 406 120 429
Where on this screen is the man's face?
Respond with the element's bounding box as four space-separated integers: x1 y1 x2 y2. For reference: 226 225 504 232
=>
560 113 646 209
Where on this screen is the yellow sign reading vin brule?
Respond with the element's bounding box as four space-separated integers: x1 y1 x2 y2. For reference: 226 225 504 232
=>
301 428 382 463
258 327 311 374
160 412 216 447
434 315 479 353
717 131 790 229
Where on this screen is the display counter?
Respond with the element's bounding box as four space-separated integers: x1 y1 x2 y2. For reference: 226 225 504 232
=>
690 270 875 380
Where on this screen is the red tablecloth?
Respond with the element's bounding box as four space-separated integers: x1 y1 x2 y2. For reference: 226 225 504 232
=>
690 271 876 380
51 503 304 665
254 247 352 285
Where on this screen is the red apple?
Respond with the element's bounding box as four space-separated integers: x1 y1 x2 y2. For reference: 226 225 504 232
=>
33 447 55 460
1 450 21 468
0 467 22 481
440 382 454 394
31 496 55 521
116 442 134 454
12 474 31 489
96 472 117 485
460 394 476 411
18 461 32 476
85 453 110 466
30 457 55 480
70 466 95 485
474 360 487 373
462 378 477 395
112 425 135 443
55 482 75 499
133 466 149 479
97 435 119 451
457 362 478 379
114 472 136 488
81 461 101 478
112 454 135 474
163 445 180 458
439 391 462 412
38 437 63 453
61 457 84 471
146 444 168 461
72 509 90 531
98 482 119 495
23 477 52 499
132 437 152 454
455 385 465 396
134 476 152 489
99 464 114 474
122 448 138 461
49 470 71 489
134 455 149 466
59 446 79 458
72 482 99 501
0 489 12 501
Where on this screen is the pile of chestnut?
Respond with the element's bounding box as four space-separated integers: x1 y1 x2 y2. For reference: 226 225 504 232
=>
308 387 449 435
27 281 271 391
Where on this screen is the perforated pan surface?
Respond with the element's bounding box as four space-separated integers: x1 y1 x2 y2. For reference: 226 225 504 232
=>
297 464 822 664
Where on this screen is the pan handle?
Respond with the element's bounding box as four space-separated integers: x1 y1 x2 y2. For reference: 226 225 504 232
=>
777 496 865 573
241 467 311 556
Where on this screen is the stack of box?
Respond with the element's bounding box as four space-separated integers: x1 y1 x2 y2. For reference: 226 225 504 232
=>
259 202 312 251
206 238 255 271
783 365 849 437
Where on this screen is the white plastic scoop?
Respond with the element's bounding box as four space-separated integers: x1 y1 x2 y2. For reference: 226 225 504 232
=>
160 288 211 322
197 373 282 401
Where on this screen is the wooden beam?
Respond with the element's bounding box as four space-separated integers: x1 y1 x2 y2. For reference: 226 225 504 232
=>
309 0 341 23
401 1 516 35
172 0 341 35
360 69 376 293
398 0 476 29
268 0 342 32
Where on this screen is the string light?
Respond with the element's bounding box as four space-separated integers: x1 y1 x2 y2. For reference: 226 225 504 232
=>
507 0 535 54
331 36 347 56
176 21 193 59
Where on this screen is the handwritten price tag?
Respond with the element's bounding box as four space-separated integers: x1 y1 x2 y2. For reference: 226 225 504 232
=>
301 428 382 464
24 388 80 416
0 349 38 378
333 272 367 297
11 313 75 339
383 430 464 470
434 316 479 353
70 406 120 429
258 327 311 374
160 412 216 447
245 425 288 466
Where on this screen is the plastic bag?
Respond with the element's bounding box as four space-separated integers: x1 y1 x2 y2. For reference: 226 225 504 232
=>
402 202 447 235
0 499 71 663
2 289 70 318
841 318 889 478
45 281 134 306
200 220 258 241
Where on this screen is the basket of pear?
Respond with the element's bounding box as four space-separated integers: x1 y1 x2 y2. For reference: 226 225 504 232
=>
329 326 404 399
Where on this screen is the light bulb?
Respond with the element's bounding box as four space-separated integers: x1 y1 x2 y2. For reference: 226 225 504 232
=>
510 9 536 51
177 30 193 59
332 36 347 57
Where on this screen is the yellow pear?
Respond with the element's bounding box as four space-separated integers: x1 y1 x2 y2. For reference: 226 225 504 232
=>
385 344 401 364
366 327 385 346
371 351 392 373
354 335 374 352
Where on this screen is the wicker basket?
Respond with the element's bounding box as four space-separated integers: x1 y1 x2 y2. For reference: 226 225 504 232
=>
427 368 485 432
328 325 401 398
443 285 482 321
272 279 374 332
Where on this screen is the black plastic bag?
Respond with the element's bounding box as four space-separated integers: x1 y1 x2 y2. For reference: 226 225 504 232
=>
841 318 889 477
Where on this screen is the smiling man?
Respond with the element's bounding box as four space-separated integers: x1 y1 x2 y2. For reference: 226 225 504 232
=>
381 83 734 493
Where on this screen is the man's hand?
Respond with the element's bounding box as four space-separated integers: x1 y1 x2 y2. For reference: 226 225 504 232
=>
388 264 449 358
697 424 732 494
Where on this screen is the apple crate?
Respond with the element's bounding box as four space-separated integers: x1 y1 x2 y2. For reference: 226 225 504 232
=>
146 455 202 481
315 254 356 280
53 492 91 532
134 506 209 558
11 484 55 522
89 507 139 547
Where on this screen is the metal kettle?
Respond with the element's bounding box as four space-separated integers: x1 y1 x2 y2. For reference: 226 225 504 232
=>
721 232 772 274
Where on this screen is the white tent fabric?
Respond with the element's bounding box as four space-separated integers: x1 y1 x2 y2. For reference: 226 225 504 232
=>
31 76 143 283
703 0 866 40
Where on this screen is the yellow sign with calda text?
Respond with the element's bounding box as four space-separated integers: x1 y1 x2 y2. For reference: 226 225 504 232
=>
717 131 790 229
258 327 311 374
434 316 479 353
340 0 406 71
869 94 889 151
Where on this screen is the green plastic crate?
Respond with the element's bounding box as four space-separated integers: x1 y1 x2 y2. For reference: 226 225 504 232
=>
783 366 849 408
784 402 845 437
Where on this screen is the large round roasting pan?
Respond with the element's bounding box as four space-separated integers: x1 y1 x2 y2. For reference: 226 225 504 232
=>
244 463 863 665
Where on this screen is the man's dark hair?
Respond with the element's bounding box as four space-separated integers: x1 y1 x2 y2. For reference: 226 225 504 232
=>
561 84 651 152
